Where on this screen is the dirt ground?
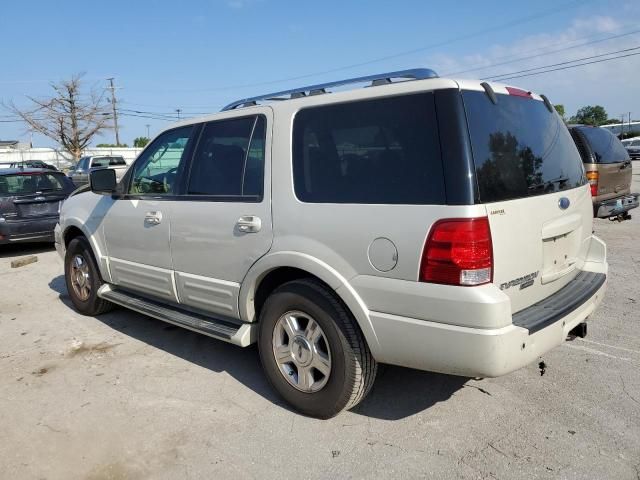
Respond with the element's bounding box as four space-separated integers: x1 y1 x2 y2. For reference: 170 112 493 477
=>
1 167 639 479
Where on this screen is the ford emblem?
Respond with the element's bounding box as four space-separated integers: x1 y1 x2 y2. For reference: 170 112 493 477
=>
558 197 570 210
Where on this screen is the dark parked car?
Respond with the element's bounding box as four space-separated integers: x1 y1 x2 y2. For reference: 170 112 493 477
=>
12 160 58 170
0 168 75 244
568 125 638 220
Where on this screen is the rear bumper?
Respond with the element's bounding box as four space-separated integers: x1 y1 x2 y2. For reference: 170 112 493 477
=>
369 274 606 377
0 217 57 244
595 193 639 218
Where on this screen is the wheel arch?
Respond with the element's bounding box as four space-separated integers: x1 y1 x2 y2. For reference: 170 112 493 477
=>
61 220 111 282
239 251 381 356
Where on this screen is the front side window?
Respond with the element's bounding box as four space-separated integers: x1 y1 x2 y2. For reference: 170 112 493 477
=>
77 157 89 170
292 93 445 204
129 126 194 195
187 115 265 199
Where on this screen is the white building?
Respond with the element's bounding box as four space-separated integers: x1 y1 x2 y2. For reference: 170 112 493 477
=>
0 146 143 169
600 121 640 137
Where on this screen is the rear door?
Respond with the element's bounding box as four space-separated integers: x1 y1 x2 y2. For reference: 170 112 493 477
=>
462 87 591 313
170 111 273 319
71 157 90 186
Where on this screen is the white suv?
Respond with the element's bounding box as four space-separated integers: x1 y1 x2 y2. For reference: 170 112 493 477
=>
55 69 608 418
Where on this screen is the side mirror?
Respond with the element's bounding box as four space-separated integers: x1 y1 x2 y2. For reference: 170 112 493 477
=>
90 168 116 194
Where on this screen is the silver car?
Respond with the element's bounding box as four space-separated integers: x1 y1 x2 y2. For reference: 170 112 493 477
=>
67 155 128 187
55 69 608 418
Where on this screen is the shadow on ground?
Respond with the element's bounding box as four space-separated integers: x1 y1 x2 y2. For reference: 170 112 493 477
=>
0 242 55 259
49 274 467 420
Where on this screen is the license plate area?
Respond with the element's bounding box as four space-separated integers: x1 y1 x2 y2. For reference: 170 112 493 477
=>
541 232 579 284
17 201 60 217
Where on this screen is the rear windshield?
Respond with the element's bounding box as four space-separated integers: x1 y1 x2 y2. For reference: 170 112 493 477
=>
0 173 68 195
463 90 586 203
574 126 630 164
292 93 445 204
92 157 126 167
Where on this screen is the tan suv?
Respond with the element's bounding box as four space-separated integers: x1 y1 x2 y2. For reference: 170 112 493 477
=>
569 125 638 220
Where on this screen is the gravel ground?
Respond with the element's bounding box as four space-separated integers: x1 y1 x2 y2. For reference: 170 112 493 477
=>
1 166 639 480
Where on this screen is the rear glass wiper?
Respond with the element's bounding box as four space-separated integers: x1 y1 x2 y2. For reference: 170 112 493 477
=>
528 176 569 192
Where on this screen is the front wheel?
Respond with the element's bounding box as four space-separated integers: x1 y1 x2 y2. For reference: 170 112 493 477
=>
258 279 377 418
64 237 114 316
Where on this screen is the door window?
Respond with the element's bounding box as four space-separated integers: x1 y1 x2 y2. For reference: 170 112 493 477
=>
187 115 265 200
77 157 89 170
129 126 194 195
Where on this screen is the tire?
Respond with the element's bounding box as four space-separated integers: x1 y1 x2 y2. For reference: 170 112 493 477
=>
64 236 114 316
258 278 377 419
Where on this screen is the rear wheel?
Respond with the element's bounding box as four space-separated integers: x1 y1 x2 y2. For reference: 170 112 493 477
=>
64 237 114 316
258 278 377 418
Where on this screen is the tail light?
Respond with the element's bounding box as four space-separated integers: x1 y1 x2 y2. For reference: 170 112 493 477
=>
420 217 493 286
586 170 599 196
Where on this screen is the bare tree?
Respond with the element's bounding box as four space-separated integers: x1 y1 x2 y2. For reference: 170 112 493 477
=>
4 74 112 161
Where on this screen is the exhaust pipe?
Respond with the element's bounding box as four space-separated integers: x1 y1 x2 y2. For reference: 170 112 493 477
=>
568 322 588 339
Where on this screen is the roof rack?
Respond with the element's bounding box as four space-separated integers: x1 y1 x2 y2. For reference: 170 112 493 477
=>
221 68 438 111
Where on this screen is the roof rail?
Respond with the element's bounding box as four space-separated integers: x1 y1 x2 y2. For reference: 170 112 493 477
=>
221 68 438 111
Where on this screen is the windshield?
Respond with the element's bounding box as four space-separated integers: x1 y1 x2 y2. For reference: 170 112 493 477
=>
575 126 630 164
0 173 67 195
463 90 586 203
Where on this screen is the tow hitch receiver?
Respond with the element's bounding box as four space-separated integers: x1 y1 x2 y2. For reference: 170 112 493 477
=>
568 322 588 339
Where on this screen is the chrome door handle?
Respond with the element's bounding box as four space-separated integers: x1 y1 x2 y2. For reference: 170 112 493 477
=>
145 211 162 225
236 215 261 233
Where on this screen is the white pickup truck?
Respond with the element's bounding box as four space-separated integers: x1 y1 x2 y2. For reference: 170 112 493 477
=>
67 155 129 187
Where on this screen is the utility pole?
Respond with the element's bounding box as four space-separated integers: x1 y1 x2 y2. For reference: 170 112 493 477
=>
145 124 150 139
106 78 121 146
175 108 182 119
629 112 632 138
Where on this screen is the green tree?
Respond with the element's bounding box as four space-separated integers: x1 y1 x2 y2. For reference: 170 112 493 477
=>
571 105 608 126
133 137 150 148
96 143 128 147
553 104 565 120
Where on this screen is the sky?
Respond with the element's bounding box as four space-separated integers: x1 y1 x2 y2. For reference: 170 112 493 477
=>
1 0 639 147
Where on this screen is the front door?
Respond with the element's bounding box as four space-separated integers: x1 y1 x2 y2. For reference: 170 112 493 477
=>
103 125 196 302
170 111 273 319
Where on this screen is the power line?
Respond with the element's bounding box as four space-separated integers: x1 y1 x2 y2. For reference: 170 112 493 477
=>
487 50 640 81
444 27 640 77
485 45 640 80
125 0 593 95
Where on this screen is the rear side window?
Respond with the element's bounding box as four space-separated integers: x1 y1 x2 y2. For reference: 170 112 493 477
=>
574 126 630 164
109 157 126 166
0 173 68 195
187 115 265 200
463 90 586 203
292 93 445 204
